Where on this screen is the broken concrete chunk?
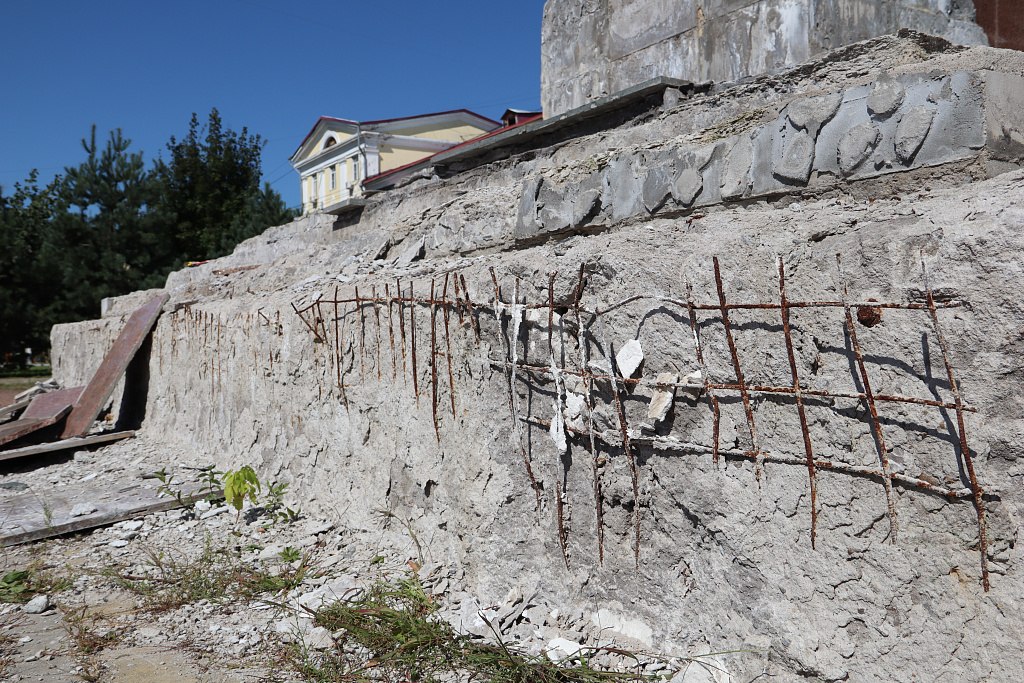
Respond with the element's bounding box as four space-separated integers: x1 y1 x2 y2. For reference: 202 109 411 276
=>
647 372 679 423
545 637 583 662
642 167 672 213
369 237 392 260
868 78 906 118
838 123 881 175
895 105 936 163
672 168 704 206
615 339 644 378
774 129 816 184
719 135 753 199
69 503 98 517
680 369 704 401
396 236 425 265
591 608 654 646
786 92 843 136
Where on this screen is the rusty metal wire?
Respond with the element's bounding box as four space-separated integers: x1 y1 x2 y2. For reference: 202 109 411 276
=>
289 257 990 591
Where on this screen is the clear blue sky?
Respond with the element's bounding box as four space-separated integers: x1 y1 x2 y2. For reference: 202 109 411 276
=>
0 1 545 209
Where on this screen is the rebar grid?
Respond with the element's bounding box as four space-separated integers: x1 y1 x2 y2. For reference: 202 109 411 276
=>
289 258 990 591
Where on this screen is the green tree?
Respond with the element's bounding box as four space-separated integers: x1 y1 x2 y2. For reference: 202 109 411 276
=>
153 108 293 261
0 172 57 363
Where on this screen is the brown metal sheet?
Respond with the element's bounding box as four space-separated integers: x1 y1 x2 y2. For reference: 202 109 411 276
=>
61 293 169 438
21 386 84 420
0 406 71 447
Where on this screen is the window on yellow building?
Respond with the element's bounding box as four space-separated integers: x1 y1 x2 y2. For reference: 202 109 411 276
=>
352 157 360 182
329 166 336 190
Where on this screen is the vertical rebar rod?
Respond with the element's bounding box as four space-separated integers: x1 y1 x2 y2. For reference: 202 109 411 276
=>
333 286 342 397
573 264 604 563
490 266 543 509
836 254 898 543
713 257 764 478
462 273 481 340
409 279 419 402
441 273 457 419
372 284 382 381
921 257 989 591
778 258 819 549
385 283 397 380
355 286 366 382
396 278 408 383
556 481 570 570
430 278 440 442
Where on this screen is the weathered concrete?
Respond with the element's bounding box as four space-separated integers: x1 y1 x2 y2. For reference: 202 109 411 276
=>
51 35 1024 682
541 0 990 116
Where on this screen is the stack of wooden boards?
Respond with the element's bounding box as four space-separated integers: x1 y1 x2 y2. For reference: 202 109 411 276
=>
0 293 168 463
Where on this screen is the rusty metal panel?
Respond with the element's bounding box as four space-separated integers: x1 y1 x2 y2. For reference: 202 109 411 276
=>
61 293 169 439
21 387 84 421
0 406 71 448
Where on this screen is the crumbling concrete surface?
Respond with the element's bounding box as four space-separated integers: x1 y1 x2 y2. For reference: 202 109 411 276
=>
541 0 990 116
52 35 1024 682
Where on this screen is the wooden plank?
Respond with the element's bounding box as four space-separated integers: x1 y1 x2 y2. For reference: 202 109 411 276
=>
22 387 84 420
0 430 134 463
0 406 71 448
0 398 32 423
62 293 169 438
0 481 217 546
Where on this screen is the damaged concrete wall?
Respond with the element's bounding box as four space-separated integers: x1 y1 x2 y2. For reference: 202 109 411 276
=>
541 0 990 116
52 35 1024 682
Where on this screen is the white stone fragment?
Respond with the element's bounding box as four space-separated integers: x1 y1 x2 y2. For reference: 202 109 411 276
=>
69 503 97 517
591 608 654 646
615 339 644 378
647 372 679 423
545 636 583 662
23 595 50 614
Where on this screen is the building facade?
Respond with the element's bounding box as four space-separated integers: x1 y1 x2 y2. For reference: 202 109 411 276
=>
290 110 499 215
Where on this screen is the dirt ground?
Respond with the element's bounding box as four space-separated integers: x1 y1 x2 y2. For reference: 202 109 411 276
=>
0 377 40 406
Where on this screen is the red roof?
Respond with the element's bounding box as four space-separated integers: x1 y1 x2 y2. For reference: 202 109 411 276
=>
363 113 543 188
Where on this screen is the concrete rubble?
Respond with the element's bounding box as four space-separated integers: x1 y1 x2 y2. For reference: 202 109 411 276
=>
16 20 1024 683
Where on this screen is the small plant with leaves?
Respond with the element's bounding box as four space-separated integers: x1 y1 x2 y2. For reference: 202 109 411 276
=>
223 465 261 514
196 465 224 501
264 480 301 524
154 467 191 508
278 546 302 563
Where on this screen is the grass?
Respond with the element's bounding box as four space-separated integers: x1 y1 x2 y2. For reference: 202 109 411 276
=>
61 605 123 682
286 574 657 683
0 610 20 679
106 536 315 611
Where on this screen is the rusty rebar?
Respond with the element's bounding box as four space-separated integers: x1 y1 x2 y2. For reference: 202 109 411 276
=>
430 278 440 443
385 283 397 381
453 271 466 326
409 280 419 402
462 273 481 340
921 257 989 591
355 286 366 381
521 414 979 500
778 258 819 549
441 274 457 419
714 256 764 479
574 264 604 563
397 278 408 383
338 300 349 408
372 284 382 381
837 254 899 543
490 266 543 509
291 302 323 343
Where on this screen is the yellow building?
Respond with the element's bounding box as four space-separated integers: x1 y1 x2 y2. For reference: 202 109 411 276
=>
289 109 500 215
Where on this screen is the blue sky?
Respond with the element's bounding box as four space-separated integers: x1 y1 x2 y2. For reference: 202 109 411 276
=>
0 1 545 209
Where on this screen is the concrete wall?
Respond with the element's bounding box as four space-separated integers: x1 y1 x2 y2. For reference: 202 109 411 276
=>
53 36 1024 682
541 0 990 116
